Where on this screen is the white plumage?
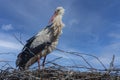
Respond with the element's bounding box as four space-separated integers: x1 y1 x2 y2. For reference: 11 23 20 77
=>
16 7 65 70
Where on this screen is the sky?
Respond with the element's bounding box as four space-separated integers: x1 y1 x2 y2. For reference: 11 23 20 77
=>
0 0 120 70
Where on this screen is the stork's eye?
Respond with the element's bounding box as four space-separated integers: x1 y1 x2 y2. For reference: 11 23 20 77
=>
57 9 60 12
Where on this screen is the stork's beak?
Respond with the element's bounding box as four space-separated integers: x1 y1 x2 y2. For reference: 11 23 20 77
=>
49 11 57 24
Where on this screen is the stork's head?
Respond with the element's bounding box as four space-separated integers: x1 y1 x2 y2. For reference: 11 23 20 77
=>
49 7 65 24
55 7 65 16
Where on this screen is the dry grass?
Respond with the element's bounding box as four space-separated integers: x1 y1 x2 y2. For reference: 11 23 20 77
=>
0 65 120 80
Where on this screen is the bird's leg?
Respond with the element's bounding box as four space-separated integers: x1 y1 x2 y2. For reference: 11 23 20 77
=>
37 55 41 71
42 55 47 70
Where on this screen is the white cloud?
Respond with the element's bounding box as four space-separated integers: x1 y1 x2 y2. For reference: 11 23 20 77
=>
0 32 22 51
92 42 120 68
109 33 120 39
1 24 13 31
101 42 120 55
68 19 79 27
0 40 21 49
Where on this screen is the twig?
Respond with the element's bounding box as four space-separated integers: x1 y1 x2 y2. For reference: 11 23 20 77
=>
56 48 107 69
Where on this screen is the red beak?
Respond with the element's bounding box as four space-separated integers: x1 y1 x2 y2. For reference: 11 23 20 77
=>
49 11 57 24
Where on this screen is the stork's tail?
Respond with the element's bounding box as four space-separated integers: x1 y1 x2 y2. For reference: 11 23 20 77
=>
16 49 34 70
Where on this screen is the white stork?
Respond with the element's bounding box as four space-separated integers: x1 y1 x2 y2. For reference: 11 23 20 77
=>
16 7 65 70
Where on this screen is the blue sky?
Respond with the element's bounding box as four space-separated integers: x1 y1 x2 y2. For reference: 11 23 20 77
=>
0 0 120 70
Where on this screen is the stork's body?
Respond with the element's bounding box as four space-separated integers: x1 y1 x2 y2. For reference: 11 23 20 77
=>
16 7 65 70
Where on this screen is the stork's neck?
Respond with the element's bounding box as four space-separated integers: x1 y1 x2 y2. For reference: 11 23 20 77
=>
52 15 64 27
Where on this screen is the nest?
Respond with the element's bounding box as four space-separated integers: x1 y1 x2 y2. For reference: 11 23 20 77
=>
0 65 120 80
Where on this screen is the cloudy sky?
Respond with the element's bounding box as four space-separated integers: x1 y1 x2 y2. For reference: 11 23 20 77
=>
0 0 120 70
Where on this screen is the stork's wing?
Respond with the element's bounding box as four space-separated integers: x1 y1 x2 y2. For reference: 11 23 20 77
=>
23 25 52 50
27 36 35 43
22 35 36 50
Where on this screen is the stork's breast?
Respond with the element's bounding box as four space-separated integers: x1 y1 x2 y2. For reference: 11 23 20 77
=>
48 39 58 52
